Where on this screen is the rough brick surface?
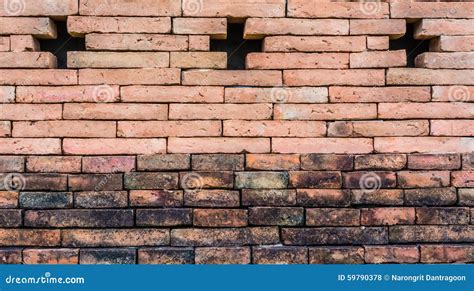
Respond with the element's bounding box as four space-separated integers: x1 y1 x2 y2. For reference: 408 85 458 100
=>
0 0 472 265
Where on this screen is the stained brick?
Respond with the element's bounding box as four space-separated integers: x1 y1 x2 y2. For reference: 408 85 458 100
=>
124 173 178 190
80 249 136 264
62 229 169 247
235 172 288 189
252 247 308 264
242 189 296 206
309 247 364 264
405 188 457 206
74 191 128 209
249 207 304 226
138 248 194 264
365 246 419 264
193 209 248 227
282 227 388 245
138 154 190 171
23 249 79 264
19 192 73 209
136 209 192 227
130 190 183 207
195 247 250 264
306 209 360 226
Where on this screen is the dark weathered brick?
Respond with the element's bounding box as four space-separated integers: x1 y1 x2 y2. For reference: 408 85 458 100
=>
235 172 288 189
408 154 461 170
415 207 470 225
138 154 190 171
246 154 300 170
124 172 178 190
0 156 24 172
74 191 128 208
242 189 296 206
19 192 73 209
309 247 364 264
365 246 419 264
138 248 194 264
389 226 474 243
69 174 123 191
249 207 304 226
0 210 22 227
82 156 135 173
0 174 67 191
459 189 474 206
184 190 240 207
252 247 308 264
351 189 404 205
180 171 233 189
463 153 474 170
130 190 183 207
24 210 134 228
361 208 415 226
306 208 360 226
80 248 136 264
0 248 22 264
420 245 474 263
300 154 353 171
193 209 248 227
289 171 341 188
192 154 244 171
282 227 388 245
297 189 350 207
342 171 396 189
62 229 170 247
404 188 457 206
195 247 250 264
0 229 60 246
355 154 406 170
23 248 79 264
136 209 192 226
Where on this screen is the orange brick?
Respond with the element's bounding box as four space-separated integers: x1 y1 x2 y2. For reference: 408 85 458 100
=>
367 36 389 50
431 36 474 52
182 0 285 18
27 156 82 173
288 1 389 18
0 104 62 120
16 85 120 103
398 171 450 188
12 121 116 137
121 86 223 103
273 138 373 154
189 35 210 51
23 249 79 264
0 17 56 38
431 120 474 137
0 0 77 16
224 120 326 137
9 35 39 52
349 120 429 137
0 139 61 154
245 18 349 39
78 69 180 85
118 121 222 137
0 121 10 137
284 69 385 86
361 208 415 226
387 68 474 85
329 86 430 103
86 34 188 51
63 139 166 155
0 36 9 51
246 53 349 69
246 154 300 171
390 2 474 19
415 52 474 69
168 138 270 154
182 70 282 86
173 18 226 39
415 19 474 39
63 103 168 120
274 104 377 120
350 19 406 39
169 104 272 120
225 87 328 103
432 86 474 102
379 103 473 119
375 137 474 154
67 52 169 68
263 36 366 52
350 50 406 68
79 0 180 16
0 69 76 85
170 52 227 69
68 16 171 36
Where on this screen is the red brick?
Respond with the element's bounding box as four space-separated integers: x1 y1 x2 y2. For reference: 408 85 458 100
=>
170 52 226 69
118 121 221 137
416 207 470 225
367 36 389 50
264 36 366 52
23 249 79 264
138 154 190 171
79 0 180 16
0 104 61 120
398 171 450 188
365 246 419 264
63 138 166 155
351 189 404 206
282 227 388 245
301 154 353 171
0 248 22 264
297 189 350 207
13 121 116 137
246 154 300 170
329 86 430 103
350 50 406 68
170 104 271 120
235 172 288 189
431 120 474 136
245 19 349 39
309 247 364 264
350 19 406 39
387 68 474 85
404 188 457 206
306 208 360 226
247 53 349 69
408 154 461 170
0 229 60 246
0 52 56 68
431 36 474 53
0 0 77 16
379 103 473 119
290 171 341 189
69 174 123 191
0 17 56 39
390 2 474 19
253 247 308 264
182 70 282 86
0 37 8 51
288 1 389 18
66 103 167 121
68 16 171 36
168 138 270 154
354 154 406 170
9 35 39 52
173 18 226 38
16 85 120 103
68 52 169 68
275 103 376 120
86 34 188 51
130 190 183 207
189 35 210 51
62 229 169 247
374 137 474 154
78 68 180 85
415 19 474 39
193 209 248 227
284 69 384 86
74 191 128 209
121 85 223 103
80 249 135 264
361 208 415 226
195 247 250 264
242 189 296 207
416 52 474 69
0 86 14 102
183 0 285 18
137 209 192 227
192 154 244 171
225 87 328 103
452 171 474 187
389 226 473 243
0 69 76 85
138 248 193 264
249 207 303 226
0 191 18 208
82 156 135 173
183 190 240 208
125 172 178 190
343 171 396 189
25 210 133 228
420 245 474 263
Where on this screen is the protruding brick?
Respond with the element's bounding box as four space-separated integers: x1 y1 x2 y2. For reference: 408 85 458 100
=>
414 19 474 39
288 1 389 18
0 52 56 68
0 17 56 39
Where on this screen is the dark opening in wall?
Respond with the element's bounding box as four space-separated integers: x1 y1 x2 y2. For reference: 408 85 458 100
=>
389 23 430 68
211 23 262 70
39 21 85 69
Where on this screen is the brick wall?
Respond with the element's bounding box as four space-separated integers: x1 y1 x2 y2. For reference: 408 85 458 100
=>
0 0 473 264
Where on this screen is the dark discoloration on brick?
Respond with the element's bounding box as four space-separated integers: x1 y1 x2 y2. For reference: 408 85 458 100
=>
342 171 396 189
249 207 304 226
124 172 178 190
235 172 288 189
20 192 73 209
74 191 128 208
80 248 136 264
309 247 364 264
192 154 244 171
404 188 457 206
136 209 192 226
138 248 194 264
297 189 350 207
300 154 353 171
184 190 240 207
138 154 190 171
69 174 122 191
252 247 308 264
195 247 250 264
306 208 360 226
289 171 341 188
242 189 296 206
24 210 134 228
282 227 388 245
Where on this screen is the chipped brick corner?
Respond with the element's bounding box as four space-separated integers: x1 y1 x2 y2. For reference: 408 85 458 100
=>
0 0 473 264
